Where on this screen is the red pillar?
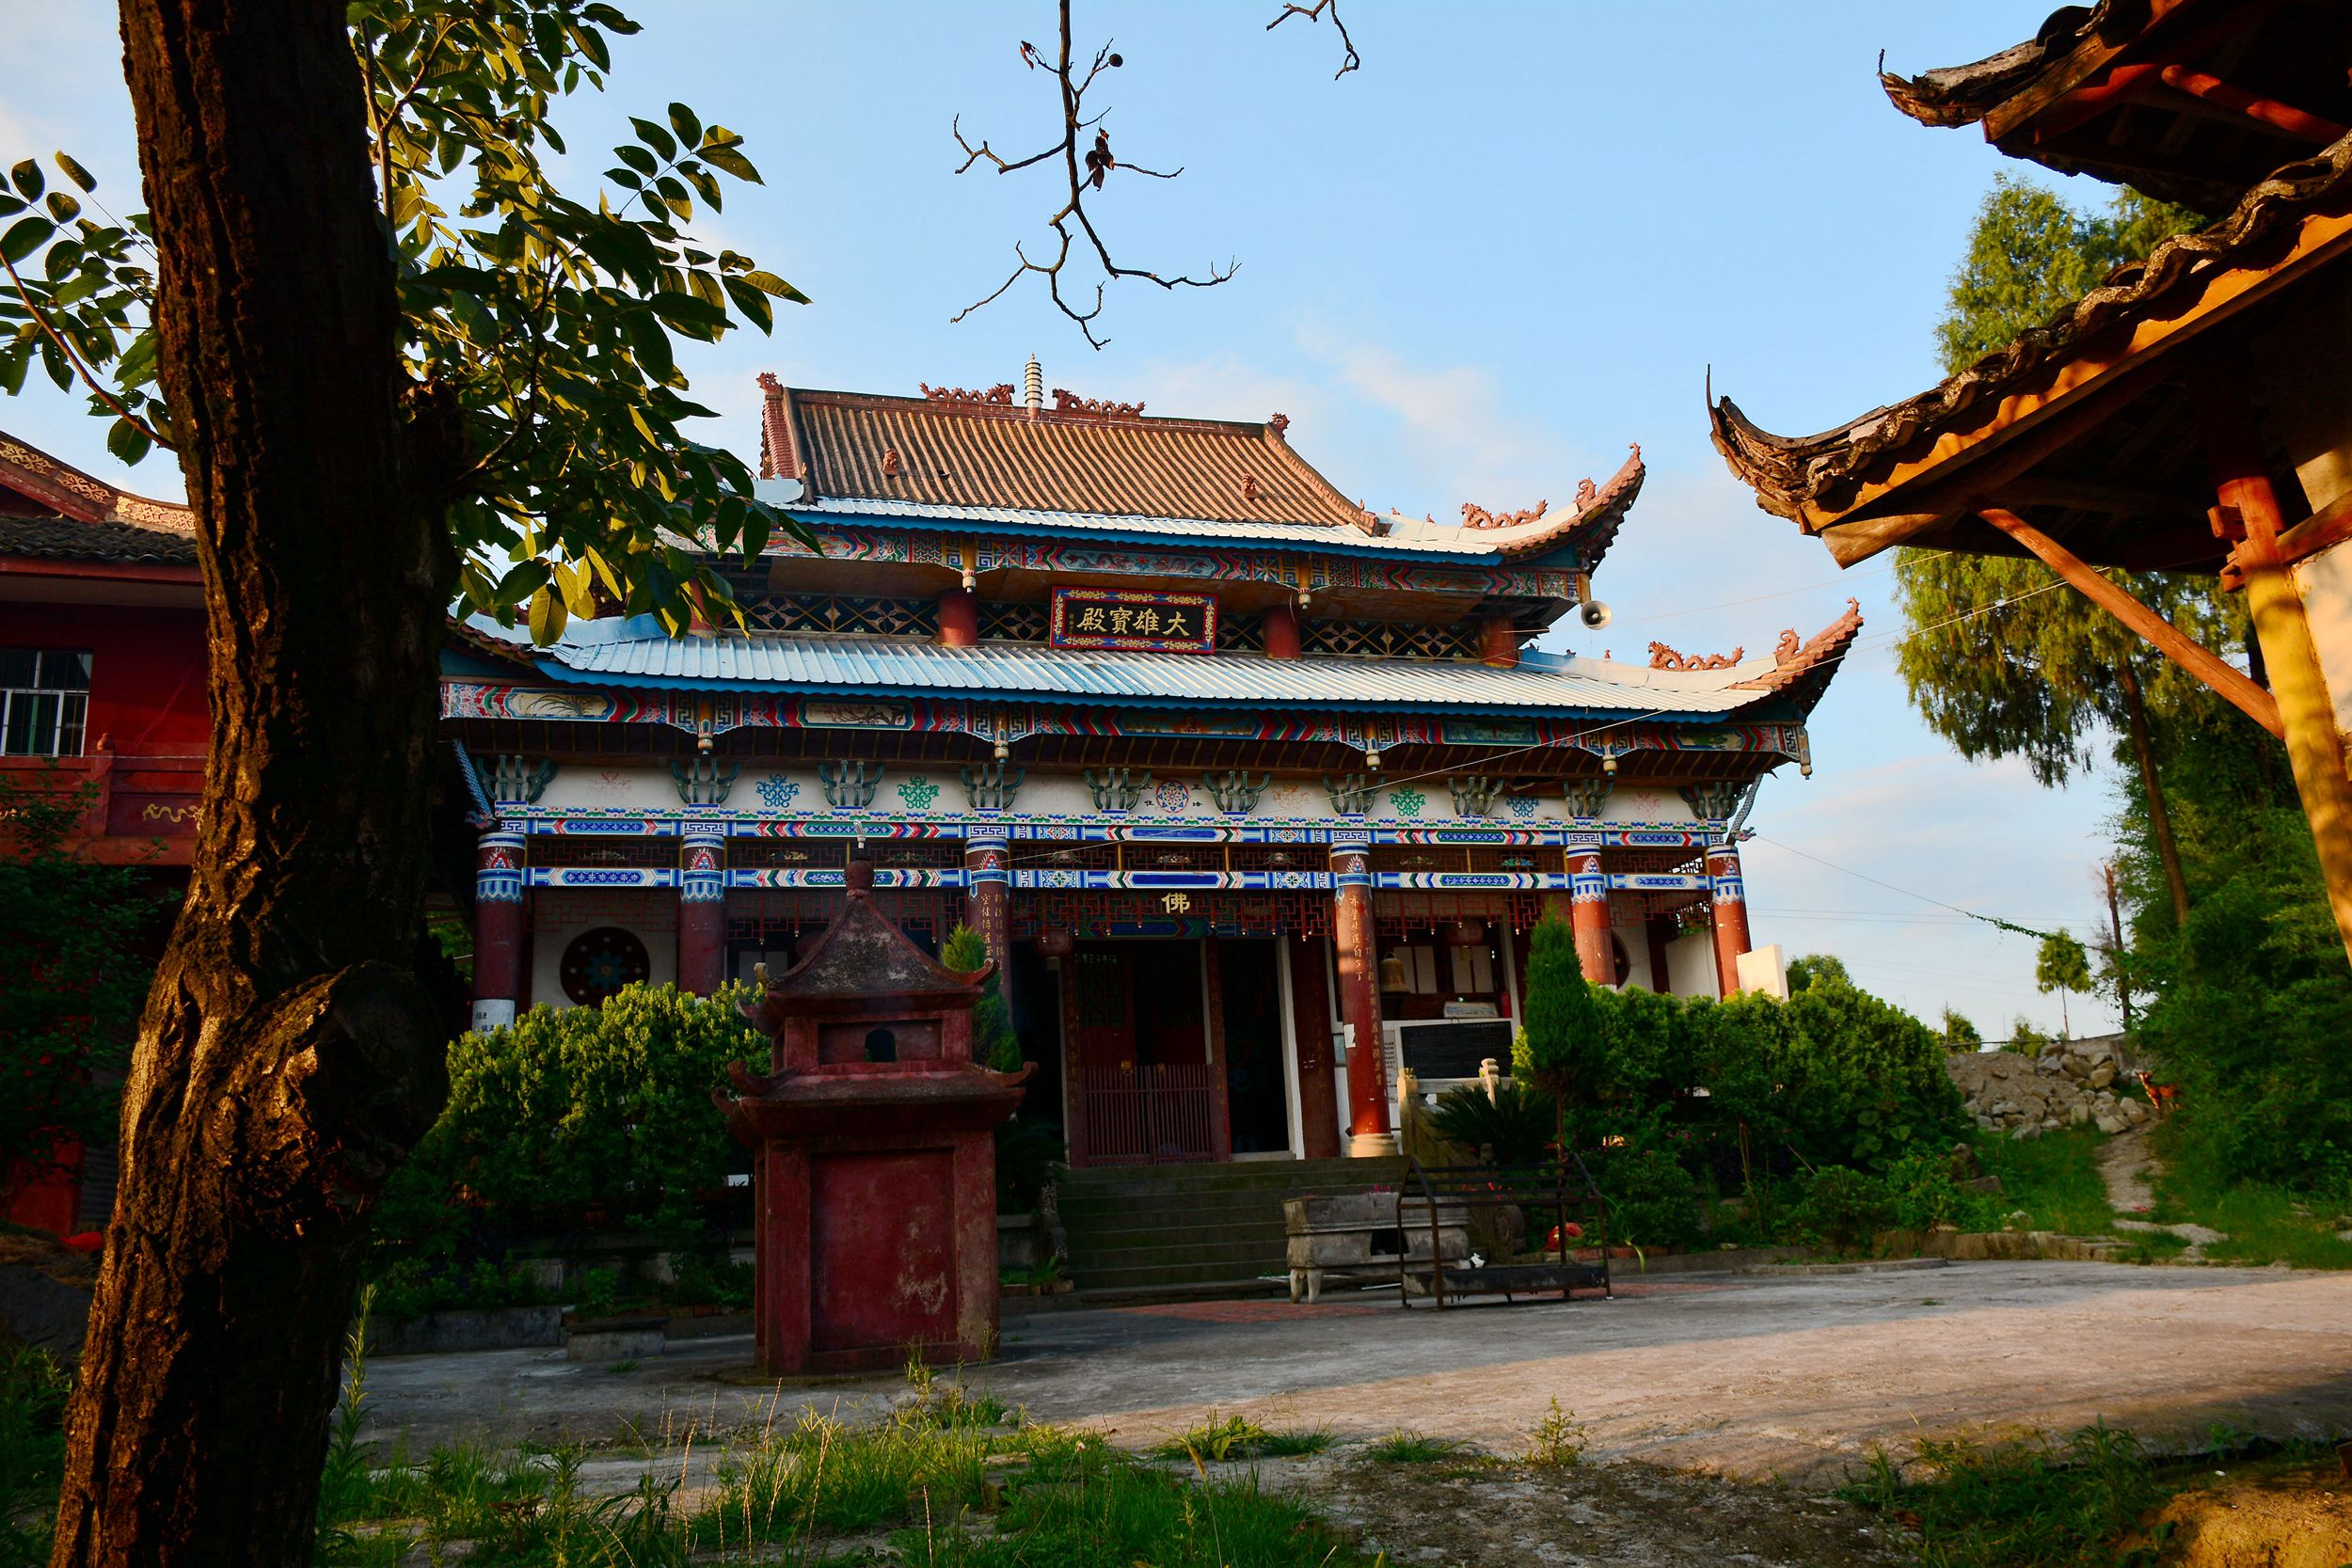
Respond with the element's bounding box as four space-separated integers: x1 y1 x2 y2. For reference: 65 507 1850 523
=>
1645 914 1676 994
963 835 1013 1023
1203 937 1233 1161
1287 932 1341 1160
1329 845 1394 1155
1263 601 1302 659
1567 848 1613 986
1708 843 1752 997
939 587 979 648
472 826 526 1032
1480 613 1518 667
677 831 728 995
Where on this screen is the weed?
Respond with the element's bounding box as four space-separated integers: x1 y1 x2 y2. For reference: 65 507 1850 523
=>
577 1266 620 1317
1973 1128 2116 1236
1843 1421 2167 1568
2152 1169 2352 1270
605 1359 639 1376
2116 1229 2191 1265
1154 1414 1334 1464
1363 1429 1466 1465
316 1287 376 1528
1523 1399 1587 1468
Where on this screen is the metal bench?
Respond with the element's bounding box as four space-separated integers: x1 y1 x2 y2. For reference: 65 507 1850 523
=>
1396 1156 1611 1308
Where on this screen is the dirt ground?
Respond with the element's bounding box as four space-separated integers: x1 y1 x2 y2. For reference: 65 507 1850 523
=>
353 1260 2352 1564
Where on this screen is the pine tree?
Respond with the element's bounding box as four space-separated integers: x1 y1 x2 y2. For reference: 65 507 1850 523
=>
1518 915 1598 1122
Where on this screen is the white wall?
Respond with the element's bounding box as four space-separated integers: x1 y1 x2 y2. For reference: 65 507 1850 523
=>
529 890 675 1009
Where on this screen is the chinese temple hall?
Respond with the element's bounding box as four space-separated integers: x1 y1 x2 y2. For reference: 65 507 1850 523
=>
443 367 1862 1165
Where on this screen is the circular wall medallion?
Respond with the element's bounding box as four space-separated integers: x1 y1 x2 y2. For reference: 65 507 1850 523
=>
560 926 651 1006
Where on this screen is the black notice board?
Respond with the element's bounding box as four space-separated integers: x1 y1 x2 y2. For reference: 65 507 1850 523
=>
1395 1020 1514 1080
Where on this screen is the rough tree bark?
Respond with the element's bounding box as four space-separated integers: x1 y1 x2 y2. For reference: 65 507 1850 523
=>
51 5 453 1564
2116 661 2192 930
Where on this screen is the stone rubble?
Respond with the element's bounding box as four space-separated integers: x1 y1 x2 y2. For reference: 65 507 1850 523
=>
1945 1039 2153 1139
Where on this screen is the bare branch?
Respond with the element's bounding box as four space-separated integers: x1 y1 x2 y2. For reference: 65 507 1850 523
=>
947 0 1251 348
1266 0 1360 79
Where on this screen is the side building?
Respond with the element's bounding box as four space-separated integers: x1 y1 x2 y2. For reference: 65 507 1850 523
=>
0 434 206 1234
445 371 1861 1165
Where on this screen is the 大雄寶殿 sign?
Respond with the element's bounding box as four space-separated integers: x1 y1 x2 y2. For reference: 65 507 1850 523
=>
1048 587 1218 653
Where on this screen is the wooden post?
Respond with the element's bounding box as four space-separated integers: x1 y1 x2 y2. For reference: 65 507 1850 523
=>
1202 937 1233 1162
675 831 727 995
1567 849 1613 985
962 836 1014 1023
1286 932 1341 1159
2192 364 2352 970
1708 844 1752 998
1262 601 1302 660
471 827 526 1032
1978 507 2282 736
1329 845 1395 1156
938 587 979 648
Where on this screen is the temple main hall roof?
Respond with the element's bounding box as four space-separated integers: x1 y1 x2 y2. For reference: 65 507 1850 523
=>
760 375 1642 567
460 598 1863 724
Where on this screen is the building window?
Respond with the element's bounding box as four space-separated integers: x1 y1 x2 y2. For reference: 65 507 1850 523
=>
0 649 92 757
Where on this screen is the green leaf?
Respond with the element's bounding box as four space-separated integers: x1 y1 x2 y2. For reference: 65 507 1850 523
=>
722 275 771 333
104 417 151 466
42 193 78 223
0 215 54 265
8 161 41 201
52 152 96 194
628 117 677 164
0 195 21 218
620 307 675 382
667 103 702 149
648 289 726 333
0 342 26 396
528 586 568 646
613 143 658 178
696 142 760 184
739 269 809 305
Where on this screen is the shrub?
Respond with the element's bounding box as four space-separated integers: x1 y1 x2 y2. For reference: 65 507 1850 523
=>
1882 1148 1998 1233
375 982 760 1267
1791 1165 1891 1251
1518 915 1597 1104
1595 1132 1702 1251
1424 1080 1559 1165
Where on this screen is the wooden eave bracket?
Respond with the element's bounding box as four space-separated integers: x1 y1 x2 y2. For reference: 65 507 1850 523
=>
1979 505 2282 737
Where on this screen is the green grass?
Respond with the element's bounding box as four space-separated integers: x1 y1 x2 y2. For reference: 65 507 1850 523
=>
2149 1160 2352 1269
1842 1421 2169 1568
1150 1415 1333 1463
1361 1430 1469 1465
0 1344 68 1568
1973 1128 2116 1236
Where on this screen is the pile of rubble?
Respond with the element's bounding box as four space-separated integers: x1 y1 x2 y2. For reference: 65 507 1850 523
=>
1946 1037 2153 1138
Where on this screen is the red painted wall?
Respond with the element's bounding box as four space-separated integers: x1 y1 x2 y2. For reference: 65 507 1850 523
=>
7 603 209 759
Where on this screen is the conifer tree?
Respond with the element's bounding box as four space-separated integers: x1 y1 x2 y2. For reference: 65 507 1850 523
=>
1898 175 2229 929
1518 915 1597 1131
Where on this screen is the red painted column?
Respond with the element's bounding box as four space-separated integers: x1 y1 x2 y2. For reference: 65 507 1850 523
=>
677 831 728 995
1708 842 1752 997
939 587 979 648
1567 847 1614 986
1645 914 1676 994
1202 938 1233 1161
962 835 1014 1024
1262 601 1302 660
471 826 526 1032
1287 932 1342 1160
1480 613 1518 667
1329 845 1395 1156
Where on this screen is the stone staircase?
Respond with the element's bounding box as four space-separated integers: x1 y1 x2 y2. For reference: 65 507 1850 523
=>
1055 1157 1409 1295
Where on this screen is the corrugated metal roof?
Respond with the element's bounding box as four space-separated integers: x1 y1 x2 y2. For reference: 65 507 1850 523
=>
519 627 1773 717
787 495 1509 559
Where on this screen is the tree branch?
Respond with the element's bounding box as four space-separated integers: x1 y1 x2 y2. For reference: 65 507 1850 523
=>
1266 0 1360 79
1 252 174 451
947 0 1248 348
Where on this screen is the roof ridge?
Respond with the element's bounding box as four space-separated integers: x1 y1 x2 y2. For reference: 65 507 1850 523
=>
0 429 194 534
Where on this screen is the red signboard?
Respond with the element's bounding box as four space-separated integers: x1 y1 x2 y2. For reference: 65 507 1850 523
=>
1048 587 1218 653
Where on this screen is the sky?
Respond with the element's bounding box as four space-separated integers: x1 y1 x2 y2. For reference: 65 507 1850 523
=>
3 2 2135 1037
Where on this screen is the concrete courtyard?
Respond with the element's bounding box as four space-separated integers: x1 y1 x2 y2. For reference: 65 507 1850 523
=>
365 1259 2352 1480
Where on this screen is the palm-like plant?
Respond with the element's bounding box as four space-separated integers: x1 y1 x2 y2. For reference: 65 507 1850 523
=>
1424 1080 1560 1166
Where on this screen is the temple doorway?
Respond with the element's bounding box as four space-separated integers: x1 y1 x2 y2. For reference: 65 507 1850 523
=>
1068 939 1215 1164
1217 939 1292 1154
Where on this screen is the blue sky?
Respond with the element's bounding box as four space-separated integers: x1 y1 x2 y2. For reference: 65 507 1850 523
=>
4 2 2129 1037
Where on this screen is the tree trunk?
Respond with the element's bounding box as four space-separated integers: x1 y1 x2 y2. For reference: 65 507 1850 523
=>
2117 662 2192 929
2102 859 2135 1034
51 6 452 1564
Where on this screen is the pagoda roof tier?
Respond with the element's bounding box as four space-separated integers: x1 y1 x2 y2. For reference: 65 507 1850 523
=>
457 598 1860 724
1879 0 2350 213
759 377 1641 570
1709 129 2352 567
